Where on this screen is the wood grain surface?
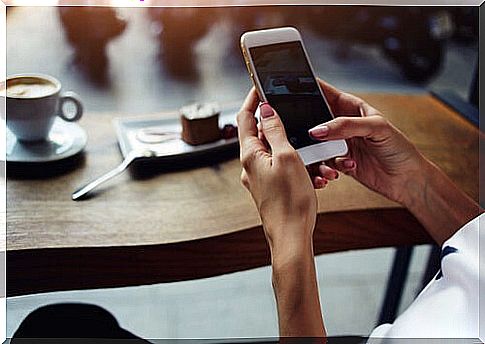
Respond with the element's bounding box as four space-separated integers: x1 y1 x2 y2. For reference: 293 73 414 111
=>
6 93 481 296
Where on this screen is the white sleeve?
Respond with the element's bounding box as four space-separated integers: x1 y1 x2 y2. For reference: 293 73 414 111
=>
367 214 482 340
368 323 392 338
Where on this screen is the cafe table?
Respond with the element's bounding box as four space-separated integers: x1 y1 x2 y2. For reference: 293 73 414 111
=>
6 93 481 297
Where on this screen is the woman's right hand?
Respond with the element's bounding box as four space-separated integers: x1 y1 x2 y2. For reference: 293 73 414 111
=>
309 80 430 207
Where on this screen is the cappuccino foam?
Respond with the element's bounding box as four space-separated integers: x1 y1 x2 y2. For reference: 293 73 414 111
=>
6 77 58 98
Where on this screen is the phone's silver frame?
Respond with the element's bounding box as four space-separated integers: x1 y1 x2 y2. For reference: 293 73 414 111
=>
240 27 348 165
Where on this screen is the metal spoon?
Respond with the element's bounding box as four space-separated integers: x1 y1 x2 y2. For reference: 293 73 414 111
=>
72 150 154 201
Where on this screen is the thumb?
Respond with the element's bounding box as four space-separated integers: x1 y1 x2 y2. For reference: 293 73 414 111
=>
259 103 291 154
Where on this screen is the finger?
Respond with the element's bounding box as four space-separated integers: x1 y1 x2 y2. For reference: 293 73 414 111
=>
237 88 260 143
317 78 379 117
259 102 292 154
332 157 357 174
360 101 381 117
308 115 390 142
317 78 360 114
317 78 344 107
307 163 321 187
313 176 328 189
240 169 250 190
318 164 339 181
307 162 320 178
332 93 381 118
257 122 268 147
237 89 268 169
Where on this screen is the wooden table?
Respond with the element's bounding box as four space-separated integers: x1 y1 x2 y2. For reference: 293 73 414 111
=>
6 93 481 297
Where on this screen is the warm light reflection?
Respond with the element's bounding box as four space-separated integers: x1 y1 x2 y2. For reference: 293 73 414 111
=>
3 0 483 6
5 0 59 5
4 0 146 6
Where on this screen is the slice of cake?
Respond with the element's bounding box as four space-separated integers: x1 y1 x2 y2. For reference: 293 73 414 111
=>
180 102 221 145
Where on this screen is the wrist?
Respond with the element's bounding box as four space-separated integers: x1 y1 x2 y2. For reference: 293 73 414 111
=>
269 234 314 271
261 210 315 248
402 156 481 244
263 218 314 253
401 155 435 211
271 243 315 292
270 236 324 338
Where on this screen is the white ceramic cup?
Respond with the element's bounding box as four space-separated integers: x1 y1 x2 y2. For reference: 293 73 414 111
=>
4 74 83 142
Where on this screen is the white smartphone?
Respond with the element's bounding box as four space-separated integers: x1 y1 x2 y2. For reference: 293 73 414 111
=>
240 27 348 165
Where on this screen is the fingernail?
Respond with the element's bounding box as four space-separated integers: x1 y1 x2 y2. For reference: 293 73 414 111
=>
343 160 356 169
309 125 329 137
316 178 324 188
260 103 274 119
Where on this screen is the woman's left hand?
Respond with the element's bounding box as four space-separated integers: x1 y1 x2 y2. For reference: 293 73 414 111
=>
237 88 318 252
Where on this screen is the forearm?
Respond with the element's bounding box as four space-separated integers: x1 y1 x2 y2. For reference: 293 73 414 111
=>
270 238 326 339
405 159 482 245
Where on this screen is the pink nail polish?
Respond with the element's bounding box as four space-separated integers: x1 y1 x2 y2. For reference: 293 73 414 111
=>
260 103 274 119
309 125 329 137
343 160 356 169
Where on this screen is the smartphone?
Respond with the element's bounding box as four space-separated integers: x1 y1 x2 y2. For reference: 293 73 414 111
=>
240 27 348 165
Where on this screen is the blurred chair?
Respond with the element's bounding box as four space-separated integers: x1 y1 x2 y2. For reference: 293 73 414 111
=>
431 61 479 127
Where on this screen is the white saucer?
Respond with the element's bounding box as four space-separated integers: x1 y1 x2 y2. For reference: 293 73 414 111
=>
6 119 87 163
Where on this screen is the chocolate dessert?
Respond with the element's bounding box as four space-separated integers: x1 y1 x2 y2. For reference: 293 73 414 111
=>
180 103 221 145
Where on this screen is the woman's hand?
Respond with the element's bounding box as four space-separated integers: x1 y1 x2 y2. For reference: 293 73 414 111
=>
309 79 428 206
237 88 325 338
237 88 317 252
310 80 482 244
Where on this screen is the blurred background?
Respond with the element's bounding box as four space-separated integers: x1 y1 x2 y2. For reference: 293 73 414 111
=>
6 6 478 113
6 5 478 339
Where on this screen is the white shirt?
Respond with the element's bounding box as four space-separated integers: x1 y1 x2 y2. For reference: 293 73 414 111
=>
368 214 483 342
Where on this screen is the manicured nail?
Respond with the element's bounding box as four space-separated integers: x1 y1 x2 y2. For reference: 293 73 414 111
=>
309 125 329 137
260 103 274 119
316 177 325 188
343 160 356 169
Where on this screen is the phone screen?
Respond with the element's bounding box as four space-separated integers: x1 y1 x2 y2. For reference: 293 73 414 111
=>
249 41 333 149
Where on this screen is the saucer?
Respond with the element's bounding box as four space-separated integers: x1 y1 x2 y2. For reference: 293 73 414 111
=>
6 118 87 163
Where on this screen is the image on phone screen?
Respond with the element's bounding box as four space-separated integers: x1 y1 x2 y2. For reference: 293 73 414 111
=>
249 41 333 150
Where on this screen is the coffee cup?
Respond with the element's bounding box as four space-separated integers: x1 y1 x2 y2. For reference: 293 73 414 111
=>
3 74 83 142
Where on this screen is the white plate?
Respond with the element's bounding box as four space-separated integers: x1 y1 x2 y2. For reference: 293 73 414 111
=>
114 105 240 162
6 119 87 163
